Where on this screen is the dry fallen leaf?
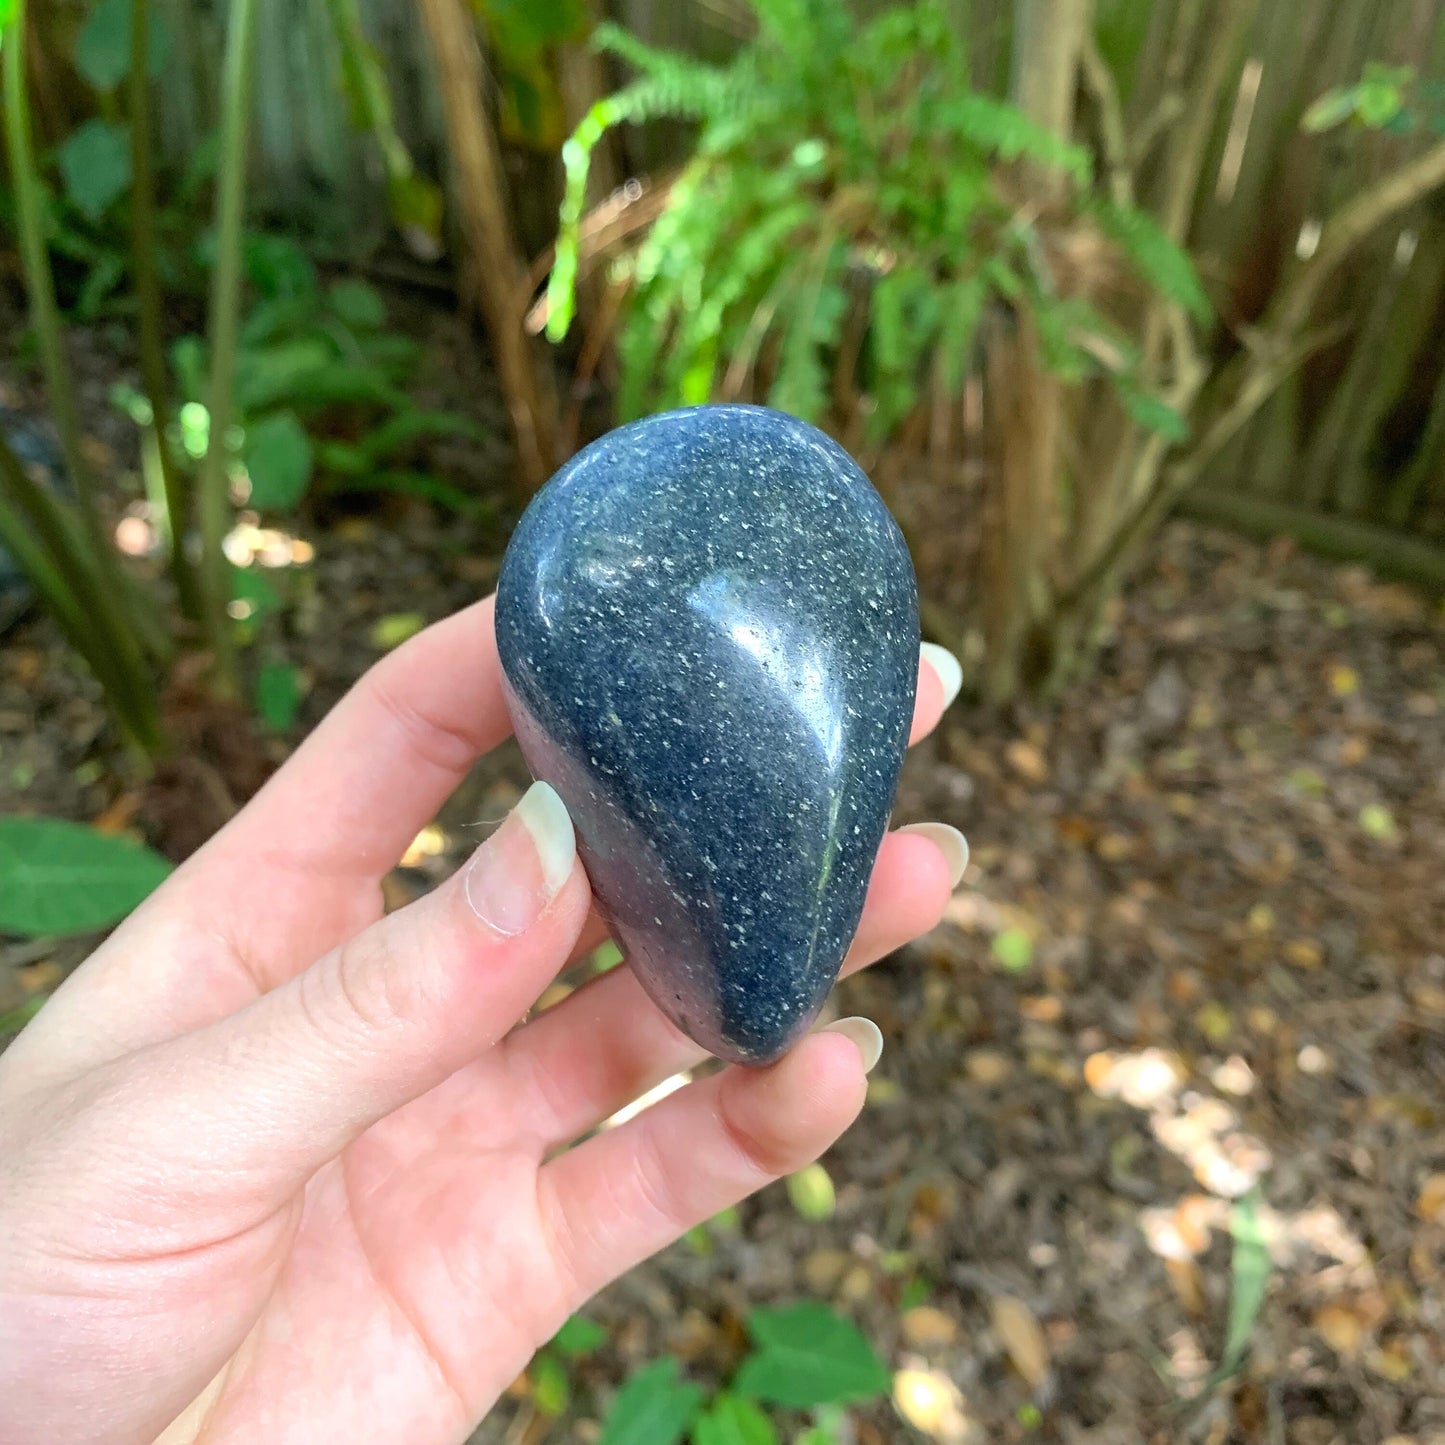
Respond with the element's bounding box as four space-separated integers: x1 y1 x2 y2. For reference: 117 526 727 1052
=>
990 1294 1049 1387
1284 939 1324 969
1166 1257 1206 1317
1415 1174 1445 1225
1005 739 1049 784
901 1305 959 1348
803 1249 850 1292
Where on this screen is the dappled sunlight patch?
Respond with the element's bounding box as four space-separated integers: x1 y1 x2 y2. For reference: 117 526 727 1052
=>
892 1360 976 1443
399 823 447 868
602 1070 691 1130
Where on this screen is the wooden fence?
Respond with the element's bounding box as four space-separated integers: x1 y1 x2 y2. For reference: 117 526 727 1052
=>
45 0 1445 554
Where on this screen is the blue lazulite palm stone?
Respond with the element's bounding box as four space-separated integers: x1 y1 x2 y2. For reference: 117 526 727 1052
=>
495 405 919 1065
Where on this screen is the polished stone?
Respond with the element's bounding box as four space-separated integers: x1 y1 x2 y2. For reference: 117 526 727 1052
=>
495 404 918 1064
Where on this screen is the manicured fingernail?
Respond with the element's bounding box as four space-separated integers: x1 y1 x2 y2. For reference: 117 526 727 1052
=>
464 781 575 936
899 821 969 888
920 642 962 710
821 1016 884 1074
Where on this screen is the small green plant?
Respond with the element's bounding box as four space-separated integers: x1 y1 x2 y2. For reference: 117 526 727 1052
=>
590 1302 890 1445
1303 62 1445 137
547 0 1205 442
139 238 485 516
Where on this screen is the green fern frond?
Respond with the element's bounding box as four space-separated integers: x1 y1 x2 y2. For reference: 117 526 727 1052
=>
939 96 1092 184
1093 200 1212 325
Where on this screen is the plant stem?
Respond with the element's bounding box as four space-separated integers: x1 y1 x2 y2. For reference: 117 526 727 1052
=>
196 0 261 700
0 436 165 752
2 2 128 591
129 0 201 621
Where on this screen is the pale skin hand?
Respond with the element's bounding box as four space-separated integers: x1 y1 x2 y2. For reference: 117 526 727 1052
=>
0 598 960 1445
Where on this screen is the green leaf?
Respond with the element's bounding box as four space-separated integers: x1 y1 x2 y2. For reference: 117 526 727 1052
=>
1095 202 1211 325
531 1349 570 1417
56 119 132 223
734 1303 889 1408
230 565 282 620
0 996 45 1036
328 278 387 331
691 1394 777 1445
1301 87 1358 133
1218 1190 1270 1377
1118 383 1189 443
0 0 16 32
599 1358 703 1445
0 816 172 938
74 0 170 90
591 938 624 973
991 927 1034 973
254 662 302 733
786 1163 836 1221
244 412 313 510
552 1315 607 1358
1355 78 1404 129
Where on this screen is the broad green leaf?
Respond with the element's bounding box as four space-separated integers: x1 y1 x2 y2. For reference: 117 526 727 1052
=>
691 1394 777 1445
552 1314 607 1358
74 0 170 90
531 1349 569 1417
329 279 387 331
598 1358 703 1445
244 413 313 509
255 662 302 733
0 0 16 32
0 816 171 938
56 120 132 223
230 565 282 620
734 1304 889 1408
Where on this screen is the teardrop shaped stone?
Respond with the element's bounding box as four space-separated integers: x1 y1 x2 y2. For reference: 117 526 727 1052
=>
495 405 918 1064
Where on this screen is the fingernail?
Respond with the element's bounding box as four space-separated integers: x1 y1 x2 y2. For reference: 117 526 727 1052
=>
820 1016 884 1074
920 642 963 711
899 821 969 888
465 781 575 936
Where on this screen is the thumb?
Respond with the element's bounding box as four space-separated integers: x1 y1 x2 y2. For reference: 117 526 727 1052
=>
123 782 589 1209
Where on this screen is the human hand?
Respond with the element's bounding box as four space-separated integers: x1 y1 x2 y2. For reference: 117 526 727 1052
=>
0 598 965 1445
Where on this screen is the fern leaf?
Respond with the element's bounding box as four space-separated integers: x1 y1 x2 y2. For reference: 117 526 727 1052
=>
1093 201 1212 324
940 95 1092 184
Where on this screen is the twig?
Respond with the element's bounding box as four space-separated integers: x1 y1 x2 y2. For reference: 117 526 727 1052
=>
1081 37 1132 205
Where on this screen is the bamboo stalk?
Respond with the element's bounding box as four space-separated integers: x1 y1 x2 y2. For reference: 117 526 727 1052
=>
130 0 201 620
195 0 258 700
2 4 146 624
415 0 557 495
0 436 165 750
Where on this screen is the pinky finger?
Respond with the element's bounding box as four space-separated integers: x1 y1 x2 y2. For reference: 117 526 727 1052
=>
536 1030 869 1306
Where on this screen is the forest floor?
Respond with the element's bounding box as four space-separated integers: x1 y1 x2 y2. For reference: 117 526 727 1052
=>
2 296 1444 1445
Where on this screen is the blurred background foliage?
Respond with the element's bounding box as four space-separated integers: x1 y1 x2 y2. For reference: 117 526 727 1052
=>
4 1 1445 1439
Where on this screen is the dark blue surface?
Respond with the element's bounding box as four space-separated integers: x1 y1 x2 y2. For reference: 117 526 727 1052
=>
495 405 919 1065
